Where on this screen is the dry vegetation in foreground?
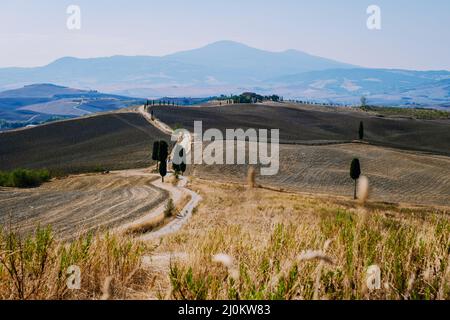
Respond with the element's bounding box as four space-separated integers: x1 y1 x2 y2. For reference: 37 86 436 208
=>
0 227 148 299
1 179 449 300
156 179 450 300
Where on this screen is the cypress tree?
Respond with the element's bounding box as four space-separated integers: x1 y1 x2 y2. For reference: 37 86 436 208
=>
350 158 361 199
359 121 364 140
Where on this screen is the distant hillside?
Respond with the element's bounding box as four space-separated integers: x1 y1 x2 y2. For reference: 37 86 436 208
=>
268 69 450 108
0 41 448 107
0 83 87 98
0 84 142 130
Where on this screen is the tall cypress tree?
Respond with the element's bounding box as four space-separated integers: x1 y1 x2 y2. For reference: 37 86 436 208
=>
359 121 364 140
159 160 167 182
152 141 160 170
350 158 361 199
153 140 169 180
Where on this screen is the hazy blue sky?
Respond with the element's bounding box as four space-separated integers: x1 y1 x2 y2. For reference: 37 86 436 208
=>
1 0 449 70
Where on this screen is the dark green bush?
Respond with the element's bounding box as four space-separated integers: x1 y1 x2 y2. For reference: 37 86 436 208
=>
0 169 51 188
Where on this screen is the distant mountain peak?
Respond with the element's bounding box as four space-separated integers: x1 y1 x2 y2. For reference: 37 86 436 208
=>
50 56 79 64
204 40 251 48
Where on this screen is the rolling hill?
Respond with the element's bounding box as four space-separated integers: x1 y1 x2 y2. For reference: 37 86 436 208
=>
151 103 450 156
0 112 169 174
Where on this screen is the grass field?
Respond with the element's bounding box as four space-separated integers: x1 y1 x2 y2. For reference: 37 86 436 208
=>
144 179 450 300
0 113 170 174
0 228 146 300
151 103 450 155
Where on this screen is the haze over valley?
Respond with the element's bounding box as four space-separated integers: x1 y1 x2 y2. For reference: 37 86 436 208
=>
1 41 449 108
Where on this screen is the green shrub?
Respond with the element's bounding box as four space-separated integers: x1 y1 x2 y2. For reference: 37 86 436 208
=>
0 169 51 188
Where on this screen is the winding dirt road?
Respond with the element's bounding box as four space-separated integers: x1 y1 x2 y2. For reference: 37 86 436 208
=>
138 175 202 241
132 106 201 240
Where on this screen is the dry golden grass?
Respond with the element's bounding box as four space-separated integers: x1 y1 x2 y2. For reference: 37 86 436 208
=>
125 215 166 236
154 178 450 300
0 227 149 300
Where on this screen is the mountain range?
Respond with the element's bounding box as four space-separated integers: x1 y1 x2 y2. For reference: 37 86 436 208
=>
0 41 449 108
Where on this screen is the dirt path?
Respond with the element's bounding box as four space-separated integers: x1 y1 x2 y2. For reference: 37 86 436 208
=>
138 175 202 241
132 105 203 284
126 105 201 240
116 170 190 236
137 105 174 136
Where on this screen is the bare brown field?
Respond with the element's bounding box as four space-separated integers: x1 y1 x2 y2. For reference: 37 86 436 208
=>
152 103 450 155
0 112 170 174
0 170 168 240
190 143 450 207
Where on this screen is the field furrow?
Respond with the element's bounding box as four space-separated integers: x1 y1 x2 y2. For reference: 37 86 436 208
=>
0 171 168 239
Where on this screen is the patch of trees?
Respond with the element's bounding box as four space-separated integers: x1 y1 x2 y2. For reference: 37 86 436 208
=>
146 97 215 106
217 92 282 104
0 169 51 188
287 100 350 107
145 100 177 107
